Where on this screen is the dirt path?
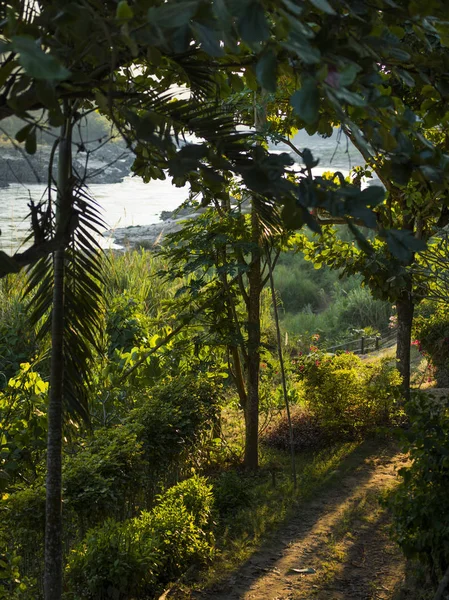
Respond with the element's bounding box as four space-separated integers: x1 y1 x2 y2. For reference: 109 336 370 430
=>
195 445 410 600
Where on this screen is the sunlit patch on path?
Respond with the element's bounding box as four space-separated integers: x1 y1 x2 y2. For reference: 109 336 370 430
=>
195 446 409 600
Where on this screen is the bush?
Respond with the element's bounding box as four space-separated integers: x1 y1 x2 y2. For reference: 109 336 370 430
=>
159 474 214 528
65 517 160 600
0 274 38 384
106 291 152 355
0 485 45 597
212 470 252 517
129 374 222 484
65 476 215 599
389 391 449 581
332 287 391 332
297 352 402 437
63 423 147 529
413 303 449 387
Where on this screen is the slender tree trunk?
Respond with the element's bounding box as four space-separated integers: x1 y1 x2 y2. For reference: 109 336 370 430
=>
396 282 414 402
267 249 297 487
44 118 72 600
244 205 261 470
231 346 247 410
44 247 65 600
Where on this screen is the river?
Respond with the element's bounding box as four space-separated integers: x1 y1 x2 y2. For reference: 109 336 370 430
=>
0 130 366 253
0 176 190 253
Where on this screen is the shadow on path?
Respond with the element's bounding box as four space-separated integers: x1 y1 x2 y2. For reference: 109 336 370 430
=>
195 441 407 600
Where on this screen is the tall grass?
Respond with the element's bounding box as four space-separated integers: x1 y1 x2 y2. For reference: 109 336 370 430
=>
0 271 38 382
103 249 176 317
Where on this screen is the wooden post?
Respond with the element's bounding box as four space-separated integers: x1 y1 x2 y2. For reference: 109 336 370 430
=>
375 336 380 351
361 336 365 355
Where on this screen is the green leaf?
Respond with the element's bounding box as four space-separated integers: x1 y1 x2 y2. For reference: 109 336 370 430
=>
359 185 385 207
148 1 198 29
116 0 134 20
192 22 223 56
419 165 444 183
25 128 37 154
15 123 33 143
338 63 362 87
256 50 277 93
282 0 303 16
291 78 320 124
333 87 366 107
10 36 70 81
238 2 270 44
284 32 321 64
385 230 426 263
309 0 336 14
36 80 60 111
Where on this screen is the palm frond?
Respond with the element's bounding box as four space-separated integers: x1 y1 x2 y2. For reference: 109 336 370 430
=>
25 181 107 422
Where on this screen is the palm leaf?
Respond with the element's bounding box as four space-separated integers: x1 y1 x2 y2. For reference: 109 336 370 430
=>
25 181 106 422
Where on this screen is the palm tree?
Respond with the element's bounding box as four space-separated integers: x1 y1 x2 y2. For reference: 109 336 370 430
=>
25 104 106 599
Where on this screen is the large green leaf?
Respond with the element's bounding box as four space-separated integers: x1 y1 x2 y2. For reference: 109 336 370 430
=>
256 50 277 93
291 78 320 124
147 1 198 29
309 0 336 15
238 1 270 44
10 36 70 81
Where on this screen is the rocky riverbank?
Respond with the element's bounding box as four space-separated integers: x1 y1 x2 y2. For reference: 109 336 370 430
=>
107 201 252 249
106 210 201 249
0 141 134 186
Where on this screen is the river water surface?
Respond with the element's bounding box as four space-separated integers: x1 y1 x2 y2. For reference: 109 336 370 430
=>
0 130 366 253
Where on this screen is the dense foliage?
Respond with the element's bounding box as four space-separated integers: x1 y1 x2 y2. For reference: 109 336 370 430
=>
413 303 449 387
0 250 408 598
389 392 449 581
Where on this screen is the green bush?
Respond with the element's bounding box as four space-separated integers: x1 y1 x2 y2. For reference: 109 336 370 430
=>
129 374 222 484
332 287 391 332
159 474 214 528
65 476 214 600
389 391 449 581
0 485 45 598
413 303 449 387
65 517 160 600
0 274 38 384
297 352 401 436
106 291 152 355
212 470 252 517
63 424 147 528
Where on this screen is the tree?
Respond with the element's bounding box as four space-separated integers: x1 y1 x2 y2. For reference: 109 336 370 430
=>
2 1 449 595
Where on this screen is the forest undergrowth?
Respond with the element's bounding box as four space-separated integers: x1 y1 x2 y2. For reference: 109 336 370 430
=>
0 249 447 600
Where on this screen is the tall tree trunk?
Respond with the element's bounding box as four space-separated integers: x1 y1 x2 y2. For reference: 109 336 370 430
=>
244 205 261 470
44 118 72 600
396 282 414 402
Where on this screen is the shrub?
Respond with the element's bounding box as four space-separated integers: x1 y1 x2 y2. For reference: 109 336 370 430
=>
65 476 215 599
158 474 214 528
65 518 160 600
0 274 38 384
129 374 222 484
296 352 402 437
106 291 152 355
0 485 46 597
413 304 449 387
63 423 147 529
389 391 449 581
332 287 391 332
212 470 252 517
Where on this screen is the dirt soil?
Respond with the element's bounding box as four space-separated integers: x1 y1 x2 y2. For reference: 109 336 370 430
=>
192 446 411 600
